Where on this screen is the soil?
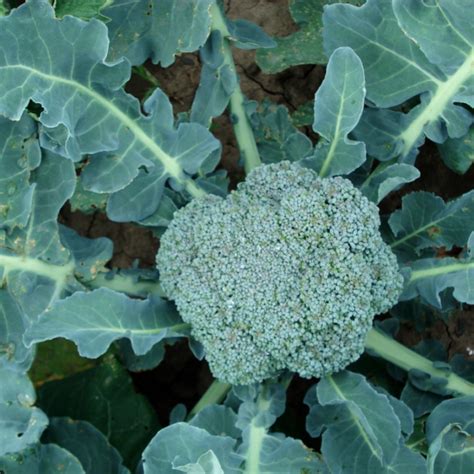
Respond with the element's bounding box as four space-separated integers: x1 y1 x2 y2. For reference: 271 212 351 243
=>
61 0 474 438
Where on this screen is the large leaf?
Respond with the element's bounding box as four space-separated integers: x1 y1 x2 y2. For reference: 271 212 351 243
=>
0 444 84 473
0 368 48 456
24 288 189 358
37 355 160 469
0 1 218 222
55 0 112 20
104 0 213 66
256 0 362 73
324 0 474 161
43 417 130 474
305 370 424 473
388 190 474 258
303 47 366 177
401 235 474 308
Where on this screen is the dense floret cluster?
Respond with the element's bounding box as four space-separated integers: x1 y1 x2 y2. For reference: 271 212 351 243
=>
157 162 403 384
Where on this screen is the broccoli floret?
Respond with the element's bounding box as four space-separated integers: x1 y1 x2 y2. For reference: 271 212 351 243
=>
157 161 403 385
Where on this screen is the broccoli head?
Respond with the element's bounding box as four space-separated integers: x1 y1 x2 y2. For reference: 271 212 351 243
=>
157 162 403 385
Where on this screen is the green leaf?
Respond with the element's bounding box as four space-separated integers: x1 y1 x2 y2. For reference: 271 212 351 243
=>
37 355 160 469
256 0 362 73
438 127 474 175
388 191 474 257
174 450 224 474
24 288 189 358
427 424 474 474
43 417 130 474
0 2 218 220
141 423 242 474
55 0 112 21
69 178 108 215
189 405 241 440
401 236 474 307
324 0 474 161
291 100 314 128
303 47 366 177
0 113 41 232
306 370 412 473
0 368 48 456
0 444 85 474
104 0 213 66
360 163 420 204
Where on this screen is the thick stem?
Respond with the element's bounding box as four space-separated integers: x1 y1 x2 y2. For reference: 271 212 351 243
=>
210 3 262 174
365 328 474 396
187 379 232 420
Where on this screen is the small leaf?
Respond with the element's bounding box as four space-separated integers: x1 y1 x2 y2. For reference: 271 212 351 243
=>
55 0 112 21
174 450 224 474
303 47 366 177
24 288 189 358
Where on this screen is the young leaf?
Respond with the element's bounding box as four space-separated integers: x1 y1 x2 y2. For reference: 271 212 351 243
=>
0 444 85 474
37 355 160 468
256 0 362 73
104 0 213 66
389 190 474 257
55 0 112 21
141 423 242 474
24 288 189 358
43 417 130 474
324 0 474 161
303 47 366 177
0 368 48 456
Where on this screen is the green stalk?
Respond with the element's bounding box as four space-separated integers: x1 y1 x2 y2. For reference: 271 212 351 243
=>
365 328 474 396
210 3 262 174
187 380 232 420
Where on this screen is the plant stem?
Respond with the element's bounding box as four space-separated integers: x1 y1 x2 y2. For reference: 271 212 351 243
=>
210 3 262 174
187 379 232 420
365 328 474 396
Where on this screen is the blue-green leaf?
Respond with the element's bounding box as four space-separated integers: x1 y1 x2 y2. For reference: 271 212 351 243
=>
0 290 34 371
55 0 112 21
0 368 48 456
438 127 474 175
104 0 213 66
427 424 474 474
389 191 474 257
324 0 474 161
0 113 41 232
24 288 189 358
38 355 160 469
43 417 130 474
401 236 474 307
304 47 366 177
360 163 420 203
141 423 242 474
190 405 241 440
306 371 404 473
174 450 224 474
0 444 85 473
0 1 217 219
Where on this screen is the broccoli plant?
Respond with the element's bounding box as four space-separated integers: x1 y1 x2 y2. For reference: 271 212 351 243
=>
0 0 473 473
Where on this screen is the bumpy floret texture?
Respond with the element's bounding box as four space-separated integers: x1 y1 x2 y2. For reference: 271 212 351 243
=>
157 162 403 385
